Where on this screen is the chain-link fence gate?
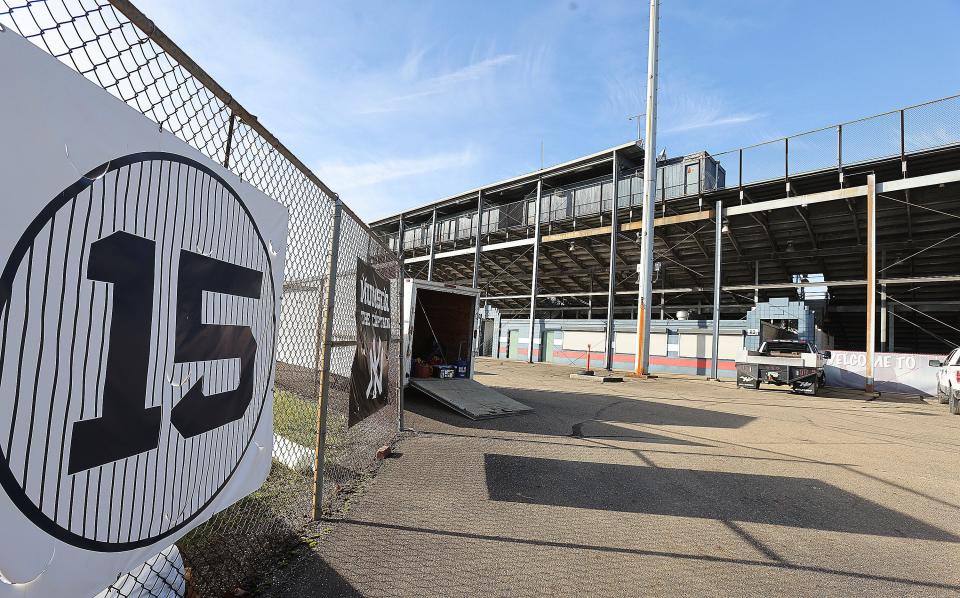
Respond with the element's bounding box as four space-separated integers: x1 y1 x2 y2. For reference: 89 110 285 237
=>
0 1 402 596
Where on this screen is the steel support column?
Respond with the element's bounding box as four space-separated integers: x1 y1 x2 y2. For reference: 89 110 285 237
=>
754 261 759 305
588 277 594 319
527 179 544 364
472 190 484 288
711 199 722 379
865 174 877 392
605 150 619 370
888 303 895 351
880 283 888 352
472 191 484 357
396 213 406 262
427 208 437 281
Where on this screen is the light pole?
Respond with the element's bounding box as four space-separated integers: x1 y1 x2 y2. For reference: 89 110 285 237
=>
628 113 645 141
635 0 660 377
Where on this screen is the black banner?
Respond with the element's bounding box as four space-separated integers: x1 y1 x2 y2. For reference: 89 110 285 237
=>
348 257 392 427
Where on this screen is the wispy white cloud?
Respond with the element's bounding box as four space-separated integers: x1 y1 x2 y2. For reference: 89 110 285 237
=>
663 111 765 133
399 47 428 80
657 85 766 137
316 149 476 191
604 74 765 140
359 53 519 114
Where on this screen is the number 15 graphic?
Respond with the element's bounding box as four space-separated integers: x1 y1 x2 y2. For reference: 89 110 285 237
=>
67 231 263 474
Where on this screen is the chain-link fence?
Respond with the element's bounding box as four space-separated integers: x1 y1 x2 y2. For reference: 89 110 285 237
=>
0 1 401 596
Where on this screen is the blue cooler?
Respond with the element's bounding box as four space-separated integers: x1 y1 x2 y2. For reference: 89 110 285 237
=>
434 365 456 379
453 359 470 378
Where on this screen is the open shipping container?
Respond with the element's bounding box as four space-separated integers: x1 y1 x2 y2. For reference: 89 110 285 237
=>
402 278 532 419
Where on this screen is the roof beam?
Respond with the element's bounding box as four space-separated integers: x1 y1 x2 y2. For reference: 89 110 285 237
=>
787 182 819 250
482 273 960 300
577 240 606 268
653 231 704 286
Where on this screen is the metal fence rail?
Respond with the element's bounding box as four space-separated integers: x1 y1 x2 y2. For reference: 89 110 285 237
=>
711 94 960 188
0 1 401 596
381 93 960 255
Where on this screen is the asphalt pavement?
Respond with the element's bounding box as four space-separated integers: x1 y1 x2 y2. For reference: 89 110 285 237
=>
262 358 960 597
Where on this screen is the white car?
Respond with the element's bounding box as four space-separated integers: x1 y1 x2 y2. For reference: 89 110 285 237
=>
931 348 960 414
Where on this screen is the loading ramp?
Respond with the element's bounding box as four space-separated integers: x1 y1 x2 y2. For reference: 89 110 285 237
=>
409 378 534 420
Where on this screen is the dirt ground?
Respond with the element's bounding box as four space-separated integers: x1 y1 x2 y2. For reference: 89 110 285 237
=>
261 358 960 597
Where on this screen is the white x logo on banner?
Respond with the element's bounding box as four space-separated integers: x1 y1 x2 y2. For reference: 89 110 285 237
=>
366 336 384 399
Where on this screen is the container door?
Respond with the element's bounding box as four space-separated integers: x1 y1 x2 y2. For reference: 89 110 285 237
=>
481 319 494 356
508 330 519 359
685 162 701 195
542 331 556 362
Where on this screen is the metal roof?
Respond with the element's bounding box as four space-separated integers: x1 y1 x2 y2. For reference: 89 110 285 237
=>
369 140 643 226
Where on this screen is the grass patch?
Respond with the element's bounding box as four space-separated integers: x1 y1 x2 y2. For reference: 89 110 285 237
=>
272 391 346 462
273 390 316 447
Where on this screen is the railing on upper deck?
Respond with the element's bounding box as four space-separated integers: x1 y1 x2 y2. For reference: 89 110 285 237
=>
379 93 960 254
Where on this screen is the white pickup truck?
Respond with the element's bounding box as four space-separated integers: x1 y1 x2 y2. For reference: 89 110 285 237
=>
736 339 830 395
930 348 960 415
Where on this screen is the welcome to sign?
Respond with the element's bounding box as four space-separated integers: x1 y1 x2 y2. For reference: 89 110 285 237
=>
825 350 946 396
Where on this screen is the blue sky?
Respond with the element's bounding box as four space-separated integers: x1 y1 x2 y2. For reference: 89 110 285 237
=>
137 0 960 221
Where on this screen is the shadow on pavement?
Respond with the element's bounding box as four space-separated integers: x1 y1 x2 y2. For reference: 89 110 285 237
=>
573 420 711 445
329 517 960 594
484 453 959 542
404 385 755 438
258 547 362 597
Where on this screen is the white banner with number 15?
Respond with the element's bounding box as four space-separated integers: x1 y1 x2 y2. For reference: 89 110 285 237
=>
0 27 288 597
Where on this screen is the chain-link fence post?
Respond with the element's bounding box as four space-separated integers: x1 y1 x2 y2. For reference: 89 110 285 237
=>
397 271 406 432
311 198 343 520
222 111 236 168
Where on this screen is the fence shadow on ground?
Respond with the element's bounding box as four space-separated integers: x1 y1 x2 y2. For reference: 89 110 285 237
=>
256 546 363 597
404 384 756 439
177 462 314 596
483 453 959 543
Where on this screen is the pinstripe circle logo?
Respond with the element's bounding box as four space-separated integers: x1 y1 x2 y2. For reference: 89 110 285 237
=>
0 152 276 551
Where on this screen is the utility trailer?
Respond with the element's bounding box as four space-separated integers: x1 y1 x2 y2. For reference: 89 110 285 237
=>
402 278 532 419
736 340 830 395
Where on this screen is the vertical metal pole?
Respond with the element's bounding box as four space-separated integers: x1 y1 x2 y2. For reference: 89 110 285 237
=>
222 112 237 168
659 281 665 319
888 303 895 352
527 179 543 363
635 0 660 376
605 151 619 370
880 283 888 352
472 191 484 357
472 191 484 288
900 109 906 165
754 261 759 305
397 275 406 432
784 137 789 180
312 198 343 520
395 214 407 432
588 277 594 319
879 250 886 352
711 200 722 380
837 124 844 184
427 208 437 281
865 174 877 393
396 213 406 262
738 148 743 189
900 109 909 178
